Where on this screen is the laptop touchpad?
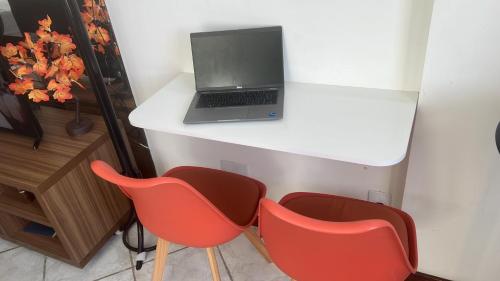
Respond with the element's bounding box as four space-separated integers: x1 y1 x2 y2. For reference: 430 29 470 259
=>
194 107 249 122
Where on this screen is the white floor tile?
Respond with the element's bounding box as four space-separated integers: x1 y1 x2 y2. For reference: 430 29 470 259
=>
0 237 18 252
0 247 45 281
134 247 231 281
45 235 131 281
1 230 296 281
130 243 187 265
96 269 134 281
219 234 289 281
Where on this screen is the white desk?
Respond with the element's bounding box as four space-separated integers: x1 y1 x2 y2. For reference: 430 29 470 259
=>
129 73 418 167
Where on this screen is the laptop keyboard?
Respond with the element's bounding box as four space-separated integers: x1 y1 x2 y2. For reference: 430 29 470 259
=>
196 89 279 108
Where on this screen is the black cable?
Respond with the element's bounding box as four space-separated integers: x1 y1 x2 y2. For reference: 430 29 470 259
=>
120 210 156 252
496 122 499 154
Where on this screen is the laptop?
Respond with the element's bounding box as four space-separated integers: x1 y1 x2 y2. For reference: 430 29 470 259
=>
183 26 284 124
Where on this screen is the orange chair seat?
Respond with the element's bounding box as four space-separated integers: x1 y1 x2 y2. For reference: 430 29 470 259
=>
164 166 263 227
279 192 414 258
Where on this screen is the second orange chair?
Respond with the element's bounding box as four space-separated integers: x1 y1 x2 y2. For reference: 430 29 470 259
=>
259 192 418 281
91 161 266 281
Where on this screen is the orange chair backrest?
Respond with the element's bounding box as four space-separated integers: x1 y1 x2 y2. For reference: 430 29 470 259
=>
259 198 417 281
91 160 242 247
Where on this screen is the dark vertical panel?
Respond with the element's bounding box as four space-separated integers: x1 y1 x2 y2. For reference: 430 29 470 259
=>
60 0 138 177
64 0 157 177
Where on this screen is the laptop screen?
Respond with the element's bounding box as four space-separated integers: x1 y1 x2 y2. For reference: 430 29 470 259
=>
191 26 284 91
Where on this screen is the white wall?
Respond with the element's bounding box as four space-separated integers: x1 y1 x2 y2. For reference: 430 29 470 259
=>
107 0 433 104
106 0 432 205
146 130 406 203
402 0 500 280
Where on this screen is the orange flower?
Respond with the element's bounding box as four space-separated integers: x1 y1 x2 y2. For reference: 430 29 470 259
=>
8 79 34 95
45 65 59 79
28 89 50 103
33 58 48 76
33 41 46 62
95 27 110 45
38 15 52 32
52 32 76 55
47 79 61 91
52 86 73 103
87 2 106 20
56 71 71 86
47 79 73 102
17 45 28 59
87 23 97 36
8 57 24 65
34 49 46 61
60 41 76 55
36 28 52 43
24 32 35 49
54 55 72 72
68 54 85 80
0 43 18 58
16 65 33 77
83 0 94 8
81 11 93 24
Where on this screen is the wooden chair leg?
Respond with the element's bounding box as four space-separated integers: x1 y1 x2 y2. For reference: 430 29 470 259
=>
152 238 169 281
206 247 221 281
244 228 272 263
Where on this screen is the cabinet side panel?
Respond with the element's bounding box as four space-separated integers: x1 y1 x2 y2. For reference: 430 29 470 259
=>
39 137 130 262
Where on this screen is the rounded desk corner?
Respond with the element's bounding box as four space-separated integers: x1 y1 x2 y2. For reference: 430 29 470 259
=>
128 110 142 128
374 151 409 167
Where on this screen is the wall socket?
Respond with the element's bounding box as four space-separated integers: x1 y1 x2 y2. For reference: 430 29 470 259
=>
220 160 248 176
368 190 391 205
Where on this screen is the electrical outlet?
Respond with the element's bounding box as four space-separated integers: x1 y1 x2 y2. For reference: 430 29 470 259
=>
220 160 248 176
368 190 391 205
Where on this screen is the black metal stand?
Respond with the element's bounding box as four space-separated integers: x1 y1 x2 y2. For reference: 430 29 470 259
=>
66 97 94 137
62 0 155 270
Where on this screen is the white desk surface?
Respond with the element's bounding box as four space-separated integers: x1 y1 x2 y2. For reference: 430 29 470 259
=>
129 73 418 167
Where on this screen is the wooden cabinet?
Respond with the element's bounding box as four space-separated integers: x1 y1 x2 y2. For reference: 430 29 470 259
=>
0 106 130 267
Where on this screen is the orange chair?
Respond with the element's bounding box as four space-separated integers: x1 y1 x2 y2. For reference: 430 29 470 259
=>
259 192 418 281
91 160 266 281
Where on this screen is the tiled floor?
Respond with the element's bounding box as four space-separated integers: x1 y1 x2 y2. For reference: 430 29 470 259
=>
0 227 288 281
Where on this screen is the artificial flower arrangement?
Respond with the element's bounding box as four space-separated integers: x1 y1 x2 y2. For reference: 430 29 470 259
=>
80 0 115 55
0 16 85 103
